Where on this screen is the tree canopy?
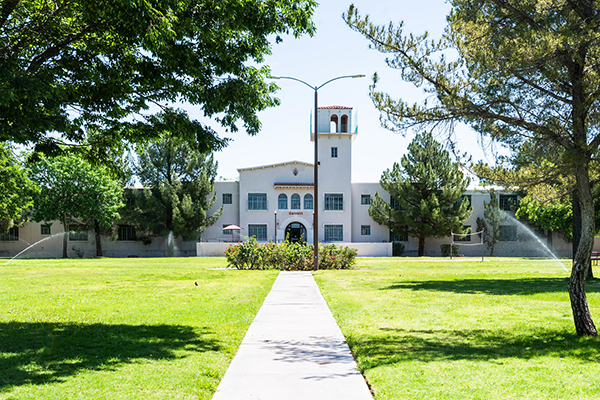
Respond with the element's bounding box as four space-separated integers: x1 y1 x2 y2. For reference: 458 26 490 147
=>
28 153 124 257
0 143 36 232
0 0 317 157
346 0 600 335
128 120 221 240
369 131 471 256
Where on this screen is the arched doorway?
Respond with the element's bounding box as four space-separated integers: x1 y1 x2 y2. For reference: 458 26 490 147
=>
285 222 307 243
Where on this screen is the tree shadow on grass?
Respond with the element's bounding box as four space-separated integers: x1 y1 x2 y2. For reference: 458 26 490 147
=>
0 322 221 392
350 328 600 371
382 277 600 295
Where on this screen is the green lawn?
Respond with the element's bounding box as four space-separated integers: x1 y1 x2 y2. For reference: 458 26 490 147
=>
0 257 278 400
314 258 600 400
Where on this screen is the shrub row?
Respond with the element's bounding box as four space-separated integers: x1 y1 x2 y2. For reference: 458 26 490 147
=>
225 237 357 270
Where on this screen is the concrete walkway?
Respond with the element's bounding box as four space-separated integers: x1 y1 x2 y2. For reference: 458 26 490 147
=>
211 271 373 400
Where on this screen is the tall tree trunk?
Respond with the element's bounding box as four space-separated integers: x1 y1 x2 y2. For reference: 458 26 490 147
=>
573 192 594 279
569 163 597 336
418 237 425 256
94 219 102 257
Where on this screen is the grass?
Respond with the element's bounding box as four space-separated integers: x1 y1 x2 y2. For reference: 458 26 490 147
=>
0 257 278 400
314 258 600 400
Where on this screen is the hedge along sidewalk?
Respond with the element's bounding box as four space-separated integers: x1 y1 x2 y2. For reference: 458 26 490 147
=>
211 271 373 400
225 237 358 270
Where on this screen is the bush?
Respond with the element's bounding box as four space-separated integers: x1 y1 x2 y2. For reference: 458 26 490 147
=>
319 244 357 269
225 236 263 270
226 238 356 270
392 242 405 256
441 243 459 257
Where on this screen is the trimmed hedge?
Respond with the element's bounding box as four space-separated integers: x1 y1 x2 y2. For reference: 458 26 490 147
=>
225 237 357 270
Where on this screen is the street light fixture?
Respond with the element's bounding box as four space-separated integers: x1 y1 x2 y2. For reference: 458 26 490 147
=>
269 74 365 270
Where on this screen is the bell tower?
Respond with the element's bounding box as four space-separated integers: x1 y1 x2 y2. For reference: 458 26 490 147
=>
312 105 357 242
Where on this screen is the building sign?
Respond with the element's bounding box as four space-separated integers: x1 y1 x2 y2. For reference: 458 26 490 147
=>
289 212 304 216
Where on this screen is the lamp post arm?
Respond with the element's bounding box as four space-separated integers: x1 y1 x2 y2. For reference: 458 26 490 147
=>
270 76 316 91
316 74 365 90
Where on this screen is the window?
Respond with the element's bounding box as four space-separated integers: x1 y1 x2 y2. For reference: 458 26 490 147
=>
291 194 301 210
390 229 408 242
69 225 88 241
455 226 471 242
324 194 343 211
248 224 268 241
498 225 518 241
304 194 313 210
117 225 136 241
324 225 343 242
125 195 135 208
499 194 518 211
361 194 371 205
248 193 267 210
223 224 232 235
390 197 402 211
341 114 349 133
361 225 371 236
331 147 338 158
41 224 51 235
223 193 232 204
278 193 288 210
0 227 19 241
330 114 338 133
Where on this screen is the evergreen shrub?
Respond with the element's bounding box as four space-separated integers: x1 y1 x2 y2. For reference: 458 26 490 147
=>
392 242 405 256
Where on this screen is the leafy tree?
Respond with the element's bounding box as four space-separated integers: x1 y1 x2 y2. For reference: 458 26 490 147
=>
0 143 37 232
0 0 317 157
369 132 472 256
346 0 600 335
476 189 506 256
28 154 124 257
130 126 222 241
476 140 600 277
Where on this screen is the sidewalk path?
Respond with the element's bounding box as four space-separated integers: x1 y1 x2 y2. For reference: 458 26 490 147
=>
211 271 373 400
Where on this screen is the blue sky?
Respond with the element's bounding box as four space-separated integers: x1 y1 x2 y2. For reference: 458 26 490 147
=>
186 0 507 182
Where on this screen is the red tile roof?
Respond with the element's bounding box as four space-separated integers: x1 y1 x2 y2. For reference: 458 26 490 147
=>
318 105 353 109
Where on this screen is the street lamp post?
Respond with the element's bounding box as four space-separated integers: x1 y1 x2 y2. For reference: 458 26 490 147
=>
269 74 364 270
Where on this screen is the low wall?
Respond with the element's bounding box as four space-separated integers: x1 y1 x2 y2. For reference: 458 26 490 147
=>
342 242 392 257
197 242 230 256
196 242 392 257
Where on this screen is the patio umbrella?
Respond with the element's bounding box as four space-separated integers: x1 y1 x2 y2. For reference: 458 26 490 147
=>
222 224 242 242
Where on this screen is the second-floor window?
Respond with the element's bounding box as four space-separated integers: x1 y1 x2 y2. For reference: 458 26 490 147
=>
248 193 267 210
324 194 343 211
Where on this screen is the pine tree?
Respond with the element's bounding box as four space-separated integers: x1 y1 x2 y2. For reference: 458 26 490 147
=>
369 132 472 256
129 118 222 241
346 0 600 335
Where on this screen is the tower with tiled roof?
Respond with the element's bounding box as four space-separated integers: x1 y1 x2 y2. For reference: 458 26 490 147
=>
312 105 357 243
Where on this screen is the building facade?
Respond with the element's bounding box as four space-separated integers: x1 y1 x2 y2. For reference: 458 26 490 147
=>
198 106 574 258
0 105 576 258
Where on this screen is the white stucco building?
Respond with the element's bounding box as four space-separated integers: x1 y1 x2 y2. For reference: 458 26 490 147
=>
197 105 574 258
0 105 578 258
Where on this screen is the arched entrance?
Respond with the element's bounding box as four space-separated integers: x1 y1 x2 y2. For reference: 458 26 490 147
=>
285 222 307 243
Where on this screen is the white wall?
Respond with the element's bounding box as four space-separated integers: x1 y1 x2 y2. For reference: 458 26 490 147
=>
202 181 241 242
